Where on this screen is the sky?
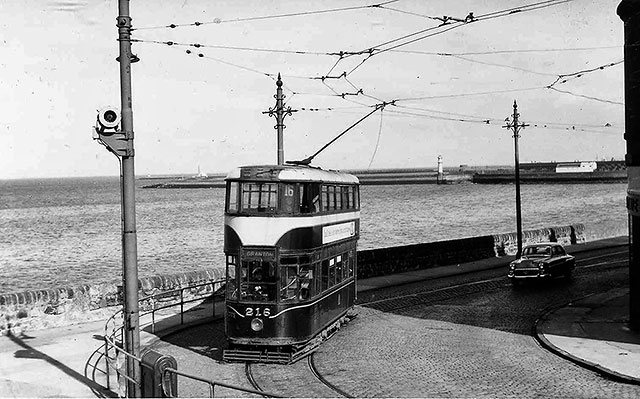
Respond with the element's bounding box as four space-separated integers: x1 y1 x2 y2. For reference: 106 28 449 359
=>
0 0 628 179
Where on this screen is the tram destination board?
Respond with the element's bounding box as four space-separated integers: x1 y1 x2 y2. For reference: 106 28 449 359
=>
241 247 277 260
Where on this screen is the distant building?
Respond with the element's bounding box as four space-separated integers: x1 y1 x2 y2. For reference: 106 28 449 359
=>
555 161 597 173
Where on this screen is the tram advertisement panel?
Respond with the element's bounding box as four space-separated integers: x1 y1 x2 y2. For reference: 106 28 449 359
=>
322 221 356 244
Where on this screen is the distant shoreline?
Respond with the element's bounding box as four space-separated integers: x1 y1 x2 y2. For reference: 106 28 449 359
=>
141 160 628 188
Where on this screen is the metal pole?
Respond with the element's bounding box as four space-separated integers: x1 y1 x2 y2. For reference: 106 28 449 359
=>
263 74 297 165
513 101 523 258
117 0 141 395
276 75 285 165
618 0 640 331
503 100 528 258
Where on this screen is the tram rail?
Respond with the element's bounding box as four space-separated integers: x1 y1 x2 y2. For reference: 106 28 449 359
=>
245 354 353 398
360 247 629 313
85 244 628 397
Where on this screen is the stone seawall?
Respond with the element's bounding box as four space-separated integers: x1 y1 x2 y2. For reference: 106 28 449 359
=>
0 269 224 335
0 222 627 335
358 223 596 279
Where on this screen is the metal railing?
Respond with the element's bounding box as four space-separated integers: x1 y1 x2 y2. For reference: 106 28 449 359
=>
91 278 280 397
91 279 222 397
162 367 282 398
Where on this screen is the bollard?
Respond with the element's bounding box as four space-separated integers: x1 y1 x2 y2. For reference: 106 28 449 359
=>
140 350 178 398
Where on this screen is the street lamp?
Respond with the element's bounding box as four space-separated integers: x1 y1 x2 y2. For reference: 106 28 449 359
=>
503 100 528 257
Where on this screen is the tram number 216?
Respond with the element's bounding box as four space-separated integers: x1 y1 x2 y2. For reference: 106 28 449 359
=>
245 307 271 317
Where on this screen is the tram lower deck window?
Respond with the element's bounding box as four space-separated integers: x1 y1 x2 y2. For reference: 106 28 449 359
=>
241 260 276 301
280 257 313 301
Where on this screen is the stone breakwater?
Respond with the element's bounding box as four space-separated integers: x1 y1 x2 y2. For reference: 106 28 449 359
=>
0 222 626 335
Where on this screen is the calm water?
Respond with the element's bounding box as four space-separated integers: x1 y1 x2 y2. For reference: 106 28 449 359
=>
0 177 627 294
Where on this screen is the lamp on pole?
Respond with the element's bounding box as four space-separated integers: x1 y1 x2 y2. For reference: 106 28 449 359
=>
93 0 141 395
503 100 529 257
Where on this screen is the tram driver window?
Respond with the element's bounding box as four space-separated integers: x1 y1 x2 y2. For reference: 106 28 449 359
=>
241 260 277 301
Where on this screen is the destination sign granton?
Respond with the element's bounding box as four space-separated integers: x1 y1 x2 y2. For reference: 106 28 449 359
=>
242 248 276 259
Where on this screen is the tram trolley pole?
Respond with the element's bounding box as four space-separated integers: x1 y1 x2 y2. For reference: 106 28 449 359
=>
618 0 640 331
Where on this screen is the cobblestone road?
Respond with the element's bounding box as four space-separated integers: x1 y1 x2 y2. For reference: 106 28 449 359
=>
151 248 640 397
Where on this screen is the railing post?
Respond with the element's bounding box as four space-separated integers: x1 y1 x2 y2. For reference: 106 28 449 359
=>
212 282 216 318
104 337 111 389
180 289 184 325
151 299 156 334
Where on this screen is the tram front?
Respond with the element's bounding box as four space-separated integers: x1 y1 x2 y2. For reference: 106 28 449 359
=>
222 164 360 363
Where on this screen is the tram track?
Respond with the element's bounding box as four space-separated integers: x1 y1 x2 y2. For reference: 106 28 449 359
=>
245 353 354 398
307 354 354 398
359 247 628 314
241 245 629 397
245 363 266 397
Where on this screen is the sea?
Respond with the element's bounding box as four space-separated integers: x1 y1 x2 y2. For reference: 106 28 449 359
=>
0 176 628 294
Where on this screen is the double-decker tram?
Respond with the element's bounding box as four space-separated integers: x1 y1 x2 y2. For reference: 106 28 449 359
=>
222 164 360 363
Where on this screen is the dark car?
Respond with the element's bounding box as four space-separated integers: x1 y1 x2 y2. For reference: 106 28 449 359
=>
508 242 575 284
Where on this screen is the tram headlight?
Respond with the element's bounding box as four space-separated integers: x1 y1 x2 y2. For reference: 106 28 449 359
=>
250 318 264 332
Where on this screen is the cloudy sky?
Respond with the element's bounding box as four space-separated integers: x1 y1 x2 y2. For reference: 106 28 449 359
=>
0 0 626 179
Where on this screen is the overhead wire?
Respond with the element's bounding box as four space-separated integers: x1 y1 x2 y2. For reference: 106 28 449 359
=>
293 102 392 165
132 0 402 30
127 0 623 153
446 54 557 77
131 38 333 56
391 45 620 56
368 108 386 169
547 87 624 106
338 0 577 75
547 60 624 88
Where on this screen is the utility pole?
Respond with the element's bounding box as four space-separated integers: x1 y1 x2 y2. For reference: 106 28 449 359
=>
503 100 528 257
117 0 141 395
263 74 297 165
618 0 640 332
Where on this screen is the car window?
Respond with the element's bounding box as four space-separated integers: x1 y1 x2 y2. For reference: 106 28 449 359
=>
523 246 551 256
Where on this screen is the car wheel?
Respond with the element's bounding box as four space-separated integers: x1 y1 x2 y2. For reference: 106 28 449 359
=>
510 278 520 287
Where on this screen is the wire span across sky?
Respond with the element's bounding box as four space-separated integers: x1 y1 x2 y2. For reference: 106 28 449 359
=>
0 0 627 179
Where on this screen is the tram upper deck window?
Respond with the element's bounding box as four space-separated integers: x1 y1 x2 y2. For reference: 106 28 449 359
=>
300 183 321 214
227 182 239 213
241 182 278 213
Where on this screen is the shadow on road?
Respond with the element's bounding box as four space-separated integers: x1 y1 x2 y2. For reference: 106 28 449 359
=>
7 330 117 398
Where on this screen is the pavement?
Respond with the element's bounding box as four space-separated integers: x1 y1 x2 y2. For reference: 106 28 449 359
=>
0 235 638 397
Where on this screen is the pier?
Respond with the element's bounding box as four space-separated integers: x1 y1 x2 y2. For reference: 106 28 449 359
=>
139 160 628 189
